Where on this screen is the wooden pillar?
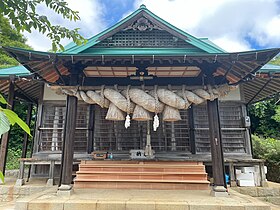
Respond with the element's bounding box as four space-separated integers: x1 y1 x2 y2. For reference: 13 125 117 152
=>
188 106 196 154
0 76 15 174
60 94 78 186
87 105 95 154
32 84 44 154
21 104 33 158
207 99 226 189
59 66 79 189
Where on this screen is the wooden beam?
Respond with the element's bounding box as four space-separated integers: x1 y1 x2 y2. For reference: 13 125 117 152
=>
0 76 15 174
188 106 196 154
247 76 272 105
87 105 95 154
207 99 226 188
21 104 33 158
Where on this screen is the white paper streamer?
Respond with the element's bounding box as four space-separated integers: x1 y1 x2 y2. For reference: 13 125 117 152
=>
125 114 131 129
153 114 159 131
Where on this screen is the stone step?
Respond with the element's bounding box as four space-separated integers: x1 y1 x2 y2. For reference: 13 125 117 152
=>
74 180 210 190
258 196 280 206
74 161 209 190
75 173 208 181
76 171 207 175
81 160 203 165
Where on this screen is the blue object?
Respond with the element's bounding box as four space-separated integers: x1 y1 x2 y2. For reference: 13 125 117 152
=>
225 174 230 184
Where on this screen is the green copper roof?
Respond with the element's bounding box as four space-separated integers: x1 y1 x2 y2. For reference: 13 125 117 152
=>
63 5 225 54
81 48 205 55
0 65 30 77
257 64 280 73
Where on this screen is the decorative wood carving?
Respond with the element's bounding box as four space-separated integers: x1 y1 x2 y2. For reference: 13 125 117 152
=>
124 17 162 31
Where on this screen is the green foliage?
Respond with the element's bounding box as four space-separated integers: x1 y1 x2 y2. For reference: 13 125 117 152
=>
0 171 4 183
0 0 86 52
8 101 35 151
248 97 280 138
270 56 280 65
0 93 31 138
252 135 280 182
0 14 31 66
6 148 22 170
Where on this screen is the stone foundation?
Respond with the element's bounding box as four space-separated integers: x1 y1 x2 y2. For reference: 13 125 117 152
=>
0 185 55 202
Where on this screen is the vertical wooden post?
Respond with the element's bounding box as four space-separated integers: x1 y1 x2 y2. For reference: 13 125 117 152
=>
170 122 176 151
60 94 77 186
87 105 95 154
59 65 79 190
188 106 196 154
33 84 44 154
0 76 15 174
21 104 33 158
207 99 227 191
27 104 38 182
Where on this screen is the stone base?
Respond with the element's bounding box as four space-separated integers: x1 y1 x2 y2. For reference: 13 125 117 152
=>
46 178 54 186
211 186 229 197
230 181 237 187
15 179 25 186
57 184 73 197
261 181 269 187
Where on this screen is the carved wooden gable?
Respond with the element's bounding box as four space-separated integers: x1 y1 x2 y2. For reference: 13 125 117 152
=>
94 16 195 48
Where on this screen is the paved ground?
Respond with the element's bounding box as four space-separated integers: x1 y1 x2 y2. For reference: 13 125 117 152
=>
13 187 272 210
0 202 15 210
0 178 279 210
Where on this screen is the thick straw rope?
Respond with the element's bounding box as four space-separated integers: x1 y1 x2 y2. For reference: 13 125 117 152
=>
60 84 233 122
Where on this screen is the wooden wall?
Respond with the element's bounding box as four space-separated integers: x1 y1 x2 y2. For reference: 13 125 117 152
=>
33 101 250 155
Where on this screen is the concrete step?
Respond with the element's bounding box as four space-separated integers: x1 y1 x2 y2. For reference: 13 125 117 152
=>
78 165 206 173
81 160 203 165
74 181 210 190
74 161 209 190
75 173 208 181
258 196 280 206
76 171 207 175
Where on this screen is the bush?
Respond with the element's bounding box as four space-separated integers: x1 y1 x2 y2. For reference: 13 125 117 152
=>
252 135 280 183
6 148 22 170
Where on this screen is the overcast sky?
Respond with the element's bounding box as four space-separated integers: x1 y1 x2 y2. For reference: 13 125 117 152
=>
24 0 280 52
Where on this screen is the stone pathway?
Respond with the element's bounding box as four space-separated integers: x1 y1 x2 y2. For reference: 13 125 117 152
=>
14 188 272 210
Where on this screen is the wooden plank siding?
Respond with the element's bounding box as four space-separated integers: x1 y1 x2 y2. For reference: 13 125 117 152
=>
36 101 249 154
38 102 89 152
194 102 247 153
93 108 190 152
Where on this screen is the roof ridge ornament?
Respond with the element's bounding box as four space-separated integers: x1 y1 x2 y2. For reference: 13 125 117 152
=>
123 17 163 31
140 4 146 9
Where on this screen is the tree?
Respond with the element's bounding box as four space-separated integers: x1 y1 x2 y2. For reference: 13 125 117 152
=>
0 0 86 52
0 93 31 138
248 96 280 138
270 56 280 65
0 14 31 67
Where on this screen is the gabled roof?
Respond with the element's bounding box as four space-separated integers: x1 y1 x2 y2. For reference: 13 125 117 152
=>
63 5 225 54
